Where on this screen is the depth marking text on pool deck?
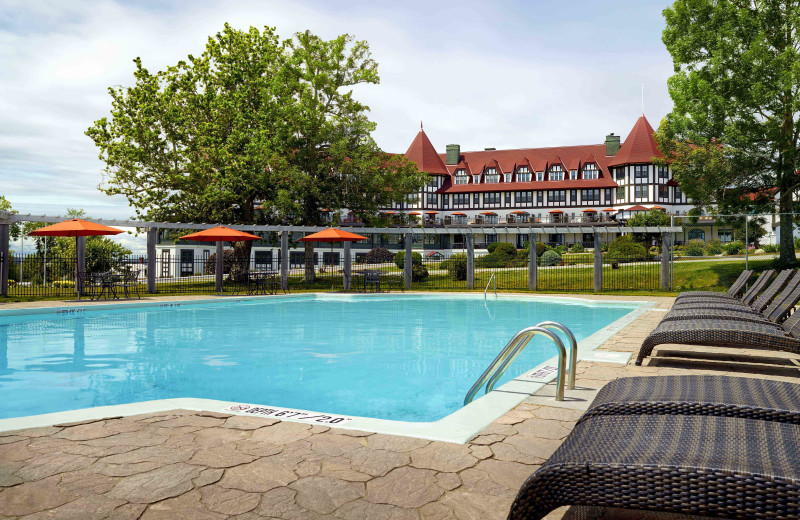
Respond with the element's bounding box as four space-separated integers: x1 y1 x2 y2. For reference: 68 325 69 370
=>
225 404 352 424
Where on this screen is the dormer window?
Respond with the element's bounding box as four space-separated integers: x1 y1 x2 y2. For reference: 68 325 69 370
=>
473 174 481 184
549 165 565 181
485 168 499 183
517 166 532 182
504 173 512 182
536 171 544 181
570 170 578 180
454 169 469 185
583 163 598 180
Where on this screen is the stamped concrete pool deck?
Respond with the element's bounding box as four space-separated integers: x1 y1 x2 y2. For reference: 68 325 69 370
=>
1 293 798 519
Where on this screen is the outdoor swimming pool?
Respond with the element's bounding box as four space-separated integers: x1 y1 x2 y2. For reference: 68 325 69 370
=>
0 295 640 422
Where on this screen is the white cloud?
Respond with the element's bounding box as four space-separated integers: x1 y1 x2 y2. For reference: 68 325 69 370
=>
0 0 674 219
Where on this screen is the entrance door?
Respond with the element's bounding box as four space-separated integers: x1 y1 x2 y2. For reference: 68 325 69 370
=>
180 249 194 277
161 250 170 278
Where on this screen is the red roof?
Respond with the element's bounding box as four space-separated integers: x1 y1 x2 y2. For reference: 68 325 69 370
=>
626 205 650 211
607 115 663 167
438 177 616 193
404 129 449 175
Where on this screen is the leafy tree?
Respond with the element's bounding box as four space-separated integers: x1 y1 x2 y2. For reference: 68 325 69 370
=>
0 196 21 240
87 24 426 281
627 209 671 246
656 0 800 265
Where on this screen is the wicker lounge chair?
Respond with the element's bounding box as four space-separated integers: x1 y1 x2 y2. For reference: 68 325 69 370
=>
578 375 800 425
671 268 776 309
635 301 800 365
662 270 800 324
506 413 800 519
674 269 752 301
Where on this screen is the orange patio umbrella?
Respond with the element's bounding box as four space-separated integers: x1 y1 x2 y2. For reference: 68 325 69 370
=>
298 228 368 291
29 219 124 296
179 226 261 293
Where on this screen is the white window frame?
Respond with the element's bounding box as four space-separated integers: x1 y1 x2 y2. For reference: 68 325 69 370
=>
454 170 469 185
504 173 512 183
583 164 598 180
549 166 565 181
473 174 481 184
570 170 578 180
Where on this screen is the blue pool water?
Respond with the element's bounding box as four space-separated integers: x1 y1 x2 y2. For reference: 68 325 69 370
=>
0 295 638 422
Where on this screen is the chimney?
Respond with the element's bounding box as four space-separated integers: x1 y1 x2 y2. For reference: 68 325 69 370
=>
446 144 460 165
605 133 620 156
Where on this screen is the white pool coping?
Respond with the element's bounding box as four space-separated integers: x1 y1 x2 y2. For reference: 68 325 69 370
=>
0 293 653 443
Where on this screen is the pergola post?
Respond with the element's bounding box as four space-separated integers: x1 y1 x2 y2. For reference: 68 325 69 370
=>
466 233 475 290
404 232 413 290
343 241 352 291
0 224 9 297
215 241 223 293
661 232 671 291
593 232 602 293
147 227 157 294
280 231 289 291
528 231 537 291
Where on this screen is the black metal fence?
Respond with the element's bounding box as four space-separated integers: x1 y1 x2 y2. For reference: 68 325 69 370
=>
3 246 668 299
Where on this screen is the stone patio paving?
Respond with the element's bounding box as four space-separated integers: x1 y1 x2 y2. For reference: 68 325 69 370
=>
1 294 798 519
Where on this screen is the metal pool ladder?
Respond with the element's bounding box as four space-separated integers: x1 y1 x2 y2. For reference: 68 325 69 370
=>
463 321 578 405
484 273 497 299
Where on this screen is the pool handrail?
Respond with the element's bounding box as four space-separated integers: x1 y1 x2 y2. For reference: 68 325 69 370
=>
534 321 577 390
484 327 566 400
484 273 497 299
463 326 567 405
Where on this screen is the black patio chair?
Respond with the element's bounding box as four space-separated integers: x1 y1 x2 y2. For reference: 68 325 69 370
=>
120 270 141 299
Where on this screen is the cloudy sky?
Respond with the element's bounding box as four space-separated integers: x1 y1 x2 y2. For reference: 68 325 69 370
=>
1 0 675 223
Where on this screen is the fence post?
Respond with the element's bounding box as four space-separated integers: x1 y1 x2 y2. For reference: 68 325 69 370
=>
147 227 157 294
77 236 86 296
404 232 412 290
0 224 8 297
280 230 289 291
593 232 602 293
528 231 537 290
215 241 223 292
466 233 475 290
661 232 671 291
343 241 351 291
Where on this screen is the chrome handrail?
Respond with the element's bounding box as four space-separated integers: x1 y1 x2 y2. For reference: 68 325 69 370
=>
484 327 566 401
534 321 577 390
463 326 539 406
484 273 496 299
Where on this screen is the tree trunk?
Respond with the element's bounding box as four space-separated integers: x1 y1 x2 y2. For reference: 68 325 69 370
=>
231 241 252 282
304 240 316 282
778 194 797 267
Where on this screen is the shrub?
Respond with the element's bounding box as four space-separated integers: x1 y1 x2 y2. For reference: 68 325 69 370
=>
762 244 779 253
365 247 394 264
394 251 422 269
705 238 723 255
795 237 800 251
52 280 76 288
493 242 517 257
446 253 467 281
684 239 705 257
486 242 500 254
601 243 608 252
724 241 744 255
570 244 584 253
411 264 429 282
540 250 561 266
522 241 531 250
535 242 548 257
204 249 236 274
554 245 568 254
607 236 648 262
